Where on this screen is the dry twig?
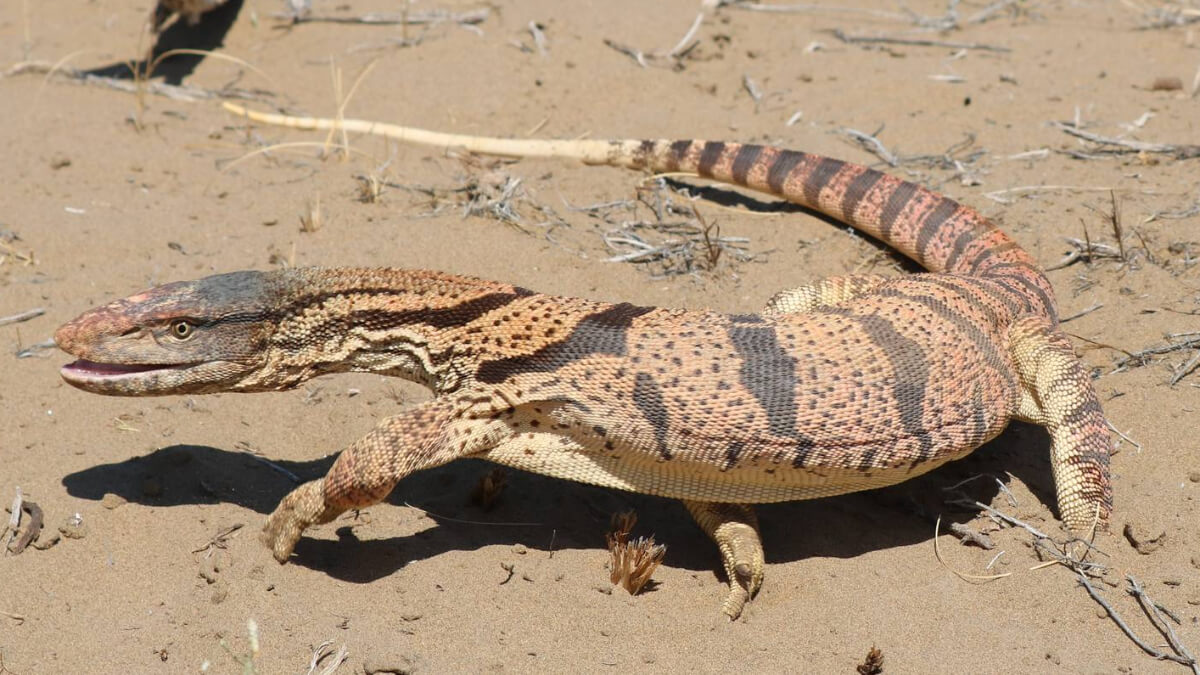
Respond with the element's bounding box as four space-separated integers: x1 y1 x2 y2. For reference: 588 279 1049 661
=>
290 8 488 26
14 338 56 359
603 11 705 70
1113 333 1200 383
832 28 1011 52
4 488 21 555
0 308 44 327
304 640 349 675
1127 575 1199 673
1054 122 1200 160
9 500 43 555
191 523 244 557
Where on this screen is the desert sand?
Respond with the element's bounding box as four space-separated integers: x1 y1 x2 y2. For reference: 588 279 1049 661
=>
2 0 1199 672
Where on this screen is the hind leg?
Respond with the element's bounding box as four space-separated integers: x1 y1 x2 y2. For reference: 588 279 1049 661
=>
1008 317 1112 532
682 500 764 620
763 275 889 316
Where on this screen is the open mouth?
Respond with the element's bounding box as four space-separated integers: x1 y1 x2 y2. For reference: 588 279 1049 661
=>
61 359 184 380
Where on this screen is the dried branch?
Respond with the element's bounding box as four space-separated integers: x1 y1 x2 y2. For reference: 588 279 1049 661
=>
1113 333 1200 382
718 1 912 23
1054 122 1200 160
0 308 44 327
304 640 350 675
1059 303 1103 323
832 28 1011 52
14 338 56 359
603 11 705 70
9 500 43 555
1127 575 1200 673
842 127 899 166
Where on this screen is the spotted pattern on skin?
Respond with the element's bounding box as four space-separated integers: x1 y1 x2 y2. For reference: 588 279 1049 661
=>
58 132 1113 619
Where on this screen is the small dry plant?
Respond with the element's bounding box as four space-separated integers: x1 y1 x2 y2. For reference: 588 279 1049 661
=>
469 467 507 511
605 510 666 595
299 194 322 232
857 646 884 674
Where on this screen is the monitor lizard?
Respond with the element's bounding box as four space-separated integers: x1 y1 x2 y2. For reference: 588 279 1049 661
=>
55 109 1111 619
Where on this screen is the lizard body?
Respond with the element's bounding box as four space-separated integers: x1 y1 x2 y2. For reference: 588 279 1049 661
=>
57 112 1111 618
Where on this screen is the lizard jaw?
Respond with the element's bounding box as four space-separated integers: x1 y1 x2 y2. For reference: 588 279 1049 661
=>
59 358 235 395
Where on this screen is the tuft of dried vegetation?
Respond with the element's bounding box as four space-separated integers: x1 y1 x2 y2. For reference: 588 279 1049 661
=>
299 194 322 232
596 178 760 277
469 467 507 512
1134 1 1200 29
605 510 666 596
857 646 885 675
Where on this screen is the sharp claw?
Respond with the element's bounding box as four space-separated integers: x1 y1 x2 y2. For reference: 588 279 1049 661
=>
722 587 750 620
733 562 753 586
261 479 338 564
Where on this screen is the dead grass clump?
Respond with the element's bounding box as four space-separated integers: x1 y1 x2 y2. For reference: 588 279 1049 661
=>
857 646 884 675
469 467 507 512
605 510 666 595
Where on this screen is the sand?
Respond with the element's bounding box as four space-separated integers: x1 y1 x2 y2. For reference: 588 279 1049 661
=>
2 0 1199 672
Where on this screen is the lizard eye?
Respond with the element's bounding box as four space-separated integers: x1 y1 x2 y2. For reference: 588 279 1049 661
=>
168 319 195 341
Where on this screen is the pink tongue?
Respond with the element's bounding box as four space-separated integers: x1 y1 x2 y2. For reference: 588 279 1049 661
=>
65 360 167 376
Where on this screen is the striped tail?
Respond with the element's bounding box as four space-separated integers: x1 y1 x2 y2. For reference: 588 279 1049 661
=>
632 140 1057 319
219 104 1059 320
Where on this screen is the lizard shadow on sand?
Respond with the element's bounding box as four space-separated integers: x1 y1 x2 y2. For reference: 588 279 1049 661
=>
61 422 1059 585
82 0 244 86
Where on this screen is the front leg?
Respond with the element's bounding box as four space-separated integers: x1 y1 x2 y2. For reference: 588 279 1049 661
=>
262 397 504 562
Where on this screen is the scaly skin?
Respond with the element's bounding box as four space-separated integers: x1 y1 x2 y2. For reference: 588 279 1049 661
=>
56 120 1111 618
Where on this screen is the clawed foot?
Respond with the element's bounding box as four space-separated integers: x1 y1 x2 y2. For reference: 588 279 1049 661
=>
682 500 765 620
260 479 342 563
717 524 765 620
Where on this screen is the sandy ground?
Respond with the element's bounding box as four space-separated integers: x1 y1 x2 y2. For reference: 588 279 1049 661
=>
2 0 1200 672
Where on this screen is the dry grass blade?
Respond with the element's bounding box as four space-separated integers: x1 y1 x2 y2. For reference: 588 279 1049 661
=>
291 7 488 26
299 194 323 232
606 510 666 595
719 1 911 22
0 239 35 266
305 640 349 675
148 49 273 85
933 516 1010 582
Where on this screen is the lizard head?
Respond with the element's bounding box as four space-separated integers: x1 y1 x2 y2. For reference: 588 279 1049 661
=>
56 270 282 396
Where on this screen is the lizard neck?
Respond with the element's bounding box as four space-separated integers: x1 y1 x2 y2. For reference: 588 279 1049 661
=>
250 267 532 392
